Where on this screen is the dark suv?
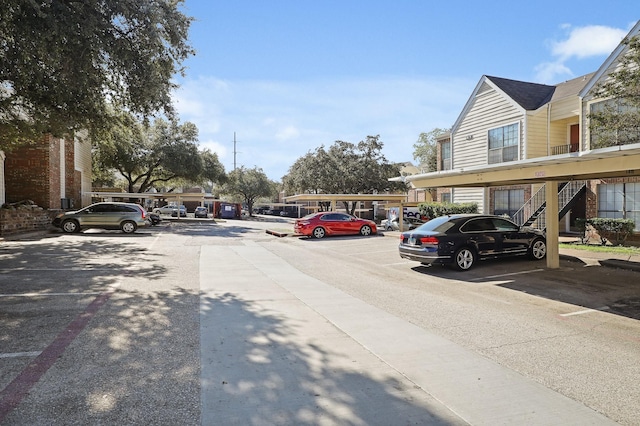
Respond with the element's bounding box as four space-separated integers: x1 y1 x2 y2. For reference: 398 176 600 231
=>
52 202 148 234
398 214 546 271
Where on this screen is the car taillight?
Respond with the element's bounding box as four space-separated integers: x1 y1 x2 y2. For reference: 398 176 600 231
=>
420 236 438 244
137 206 146 219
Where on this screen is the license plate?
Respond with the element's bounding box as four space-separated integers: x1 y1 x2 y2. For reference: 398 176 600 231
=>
408 236 416 245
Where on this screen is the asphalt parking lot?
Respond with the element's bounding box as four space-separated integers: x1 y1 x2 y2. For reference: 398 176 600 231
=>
0 226 200 424
1 221 639 424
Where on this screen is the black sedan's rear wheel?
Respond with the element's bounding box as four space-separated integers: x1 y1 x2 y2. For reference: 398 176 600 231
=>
360 225 372 236
312 227 326 239
529 238 547 260
453 247 476 271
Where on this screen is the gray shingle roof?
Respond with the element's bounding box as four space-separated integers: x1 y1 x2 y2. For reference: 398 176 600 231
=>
486 76 556 110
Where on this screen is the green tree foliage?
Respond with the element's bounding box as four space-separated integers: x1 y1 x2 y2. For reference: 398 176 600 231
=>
412 128 449 172
0 0 194 150
94 115 224 193
223 166 276 215
589 35 640 148
283 135 406 215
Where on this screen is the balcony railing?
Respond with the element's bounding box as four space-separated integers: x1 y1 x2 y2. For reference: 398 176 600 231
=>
551 143 579 155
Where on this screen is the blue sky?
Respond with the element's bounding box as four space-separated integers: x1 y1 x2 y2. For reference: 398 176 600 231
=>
173 1 638 181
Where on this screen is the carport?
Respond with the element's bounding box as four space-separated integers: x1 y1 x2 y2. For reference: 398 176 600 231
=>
86 191 211 219
283 193 408 218
399 143 640 269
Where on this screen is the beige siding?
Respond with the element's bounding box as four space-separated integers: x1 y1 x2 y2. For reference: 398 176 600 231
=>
452 187 485 213
551 96 580 121
74 132 93 207
525 109 549 158
453 83 524 169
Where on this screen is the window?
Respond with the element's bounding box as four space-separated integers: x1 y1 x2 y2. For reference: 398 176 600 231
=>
488 123 519 164
491 218 519 231
494 189 524 218
441 192 451 203
440 141 451 170
597 183 640 230
461 218 495 232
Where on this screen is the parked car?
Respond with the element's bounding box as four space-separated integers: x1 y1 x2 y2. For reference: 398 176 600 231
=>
153 204 184 215
170 205 187 217
294 212 377 239
148 212 162 226
382 217 424 231
194 206 209 218
398 214 546 271
52 202 148 234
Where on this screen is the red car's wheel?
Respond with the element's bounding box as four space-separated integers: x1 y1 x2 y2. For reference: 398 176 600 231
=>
360 225 372 236
312 227 326 239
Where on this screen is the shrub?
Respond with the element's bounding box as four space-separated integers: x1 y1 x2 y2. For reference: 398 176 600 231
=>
417 202 478 219
589 218 635 246
575 217 635 245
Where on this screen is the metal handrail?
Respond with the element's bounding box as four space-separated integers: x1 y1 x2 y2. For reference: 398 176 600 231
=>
512 181 586 230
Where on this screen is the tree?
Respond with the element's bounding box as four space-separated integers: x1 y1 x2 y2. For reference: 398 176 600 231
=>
589 35 640 148
223 167 276 215
200 149 228 189
94 115 224 193
0 0 194 150
412 128 449 173
283 135 406 215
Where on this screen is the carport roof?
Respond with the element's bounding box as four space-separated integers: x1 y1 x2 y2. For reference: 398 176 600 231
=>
283 194 407 202
398 143 640 188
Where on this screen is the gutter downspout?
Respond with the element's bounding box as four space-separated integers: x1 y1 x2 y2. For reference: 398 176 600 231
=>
547 104 551 156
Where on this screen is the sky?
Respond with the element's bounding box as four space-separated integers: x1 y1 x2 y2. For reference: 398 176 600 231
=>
172 1 639 182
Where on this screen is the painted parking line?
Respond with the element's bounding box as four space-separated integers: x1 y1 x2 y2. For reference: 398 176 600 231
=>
0 352 41 359
0 283 119 422
0 268 123 273
560 307 611 317
470 268 545 281
0 292 102 298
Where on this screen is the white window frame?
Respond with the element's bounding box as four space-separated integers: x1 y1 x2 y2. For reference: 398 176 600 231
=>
487 122 520 164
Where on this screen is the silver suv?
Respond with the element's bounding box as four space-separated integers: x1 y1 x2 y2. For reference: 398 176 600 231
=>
52 202 148 234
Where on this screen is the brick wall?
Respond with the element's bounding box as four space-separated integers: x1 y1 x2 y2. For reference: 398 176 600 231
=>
0 204 58 236
5 135 58 208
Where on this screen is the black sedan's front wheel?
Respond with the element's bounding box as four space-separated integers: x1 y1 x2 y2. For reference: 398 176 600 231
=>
529 238 547 260
453 247 476 271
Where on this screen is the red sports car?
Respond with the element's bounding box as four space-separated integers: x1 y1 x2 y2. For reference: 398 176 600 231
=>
294 212 377 239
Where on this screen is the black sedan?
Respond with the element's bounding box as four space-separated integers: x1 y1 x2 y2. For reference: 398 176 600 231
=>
398 214 546 271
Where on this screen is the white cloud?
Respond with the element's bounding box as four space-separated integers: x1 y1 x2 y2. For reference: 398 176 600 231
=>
551 25 628 60
535 24 628 84
533 61 572 85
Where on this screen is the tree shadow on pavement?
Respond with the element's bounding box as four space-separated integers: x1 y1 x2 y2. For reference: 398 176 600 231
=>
199 292 462 425
0 236 203 424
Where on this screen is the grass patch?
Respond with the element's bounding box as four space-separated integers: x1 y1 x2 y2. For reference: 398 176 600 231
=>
559 242 640 255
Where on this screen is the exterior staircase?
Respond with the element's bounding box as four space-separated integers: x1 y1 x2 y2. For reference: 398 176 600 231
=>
511 181 587 231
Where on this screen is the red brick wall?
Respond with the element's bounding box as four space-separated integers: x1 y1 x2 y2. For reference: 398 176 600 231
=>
4 134 74 209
